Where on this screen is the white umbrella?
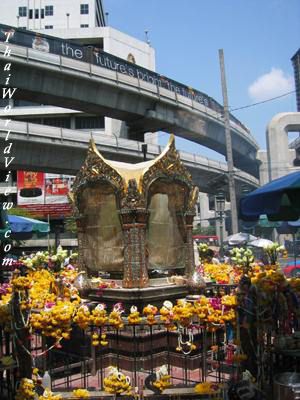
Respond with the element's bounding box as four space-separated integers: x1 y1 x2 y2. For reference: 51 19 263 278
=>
226 232 257 246
248 238 274 248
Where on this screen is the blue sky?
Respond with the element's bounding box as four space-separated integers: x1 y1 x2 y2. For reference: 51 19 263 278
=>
104 0 299 160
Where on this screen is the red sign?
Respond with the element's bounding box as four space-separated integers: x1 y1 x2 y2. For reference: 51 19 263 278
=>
17 171 74 218
17 171 45 205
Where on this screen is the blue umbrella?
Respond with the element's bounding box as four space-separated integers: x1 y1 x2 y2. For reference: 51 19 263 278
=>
240 171 300 221
7 215 49 240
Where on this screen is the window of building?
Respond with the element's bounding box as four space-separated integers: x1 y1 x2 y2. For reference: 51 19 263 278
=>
35 9 39 19
41 9 45 19
75 116 104 130
29 9 33 19
45 25 53 29
45 5 54 16
80 24 89 28
44 117 71 129
18 6 27 17
14 99 41 107
80 4 89 14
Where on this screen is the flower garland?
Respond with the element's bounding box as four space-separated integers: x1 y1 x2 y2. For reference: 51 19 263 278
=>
159 301 176 331
173 299 194 327
29 269 56 309
203 263 241 284
194 382 222 395
91 332 108 347
109 303 124 329
143 304 158 325
128 305 142 325
104 366 132 395
90 303 108 326
90 303 109 347
193 295 237 325
39 389 62 400
72 388 90 398
176 327 196 354
0 292 12 330
73 305 91 330
15 378 35 400
153 365 171 392
11 275 32 291
30 300 76 340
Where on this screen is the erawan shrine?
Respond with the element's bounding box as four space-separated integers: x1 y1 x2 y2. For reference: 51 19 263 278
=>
1 136 300 400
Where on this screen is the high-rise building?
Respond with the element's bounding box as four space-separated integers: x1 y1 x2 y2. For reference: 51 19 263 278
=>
0 0 155 140
0 0 156 235
291 48 300 112
0 0 106 30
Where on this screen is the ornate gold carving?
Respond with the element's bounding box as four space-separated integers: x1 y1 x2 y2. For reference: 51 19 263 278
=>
121 179 145 209
69 134 198 286
187 186 199 213
71 139 125 203
141 135 193 197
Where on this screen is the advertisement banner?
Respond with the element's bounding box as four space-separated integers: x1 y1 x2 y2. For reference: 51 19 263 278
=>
17 171 45 205
45 174 74 204
17 171 74 217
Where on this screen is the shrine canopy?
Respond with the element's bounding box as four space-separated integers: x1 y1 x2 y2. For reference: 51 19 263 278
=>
240 171 300 221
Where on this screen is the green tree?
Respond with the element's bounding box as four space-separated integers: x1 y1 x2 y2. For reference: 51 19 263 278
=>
193 225 216 236
64 216 77 234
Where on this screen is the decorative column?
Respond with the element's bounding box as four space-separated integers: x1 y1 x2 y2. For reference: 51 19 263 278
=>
185 211 196 278
75 214 88 272
119 209 149 288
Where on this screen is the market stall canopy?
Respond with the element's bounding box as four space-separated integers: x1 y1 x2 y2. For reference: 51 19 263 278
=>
240 171 300 221
7 215 50 240
248 238 274 248
0 207 9 241
276 221 299 235
225 232 257 246
241 214 281 231
258 215 282 228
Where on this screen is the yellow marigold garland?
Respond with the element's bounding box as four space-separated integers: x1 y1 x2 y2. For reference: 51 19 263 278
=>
30 300 75 340
153 375 171 392
173 300 194 327
143 304 158 325
104 367 132 395
72 388 90 398
128 305 142 325
195 382 222 395
39 388 62 400
15 378 35 400
73 305 91 330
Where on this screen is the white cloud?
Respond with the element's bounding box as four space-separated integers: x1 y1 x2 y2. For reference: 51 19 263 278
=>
248 68 294 102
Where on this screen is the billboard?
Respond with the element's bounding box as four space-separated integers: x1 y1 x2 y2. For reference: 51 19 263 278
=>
17 171 45 205
17 171 74 218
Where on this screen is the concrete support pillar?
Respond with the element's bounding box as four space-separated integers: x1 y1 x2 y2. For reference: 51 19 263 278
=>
199 193 211 227
70 116 76 130
266 112 300 180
